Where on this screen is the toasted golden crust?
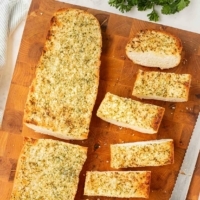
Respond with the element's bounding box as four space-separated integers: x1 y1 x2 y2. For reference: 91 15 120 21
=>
24 8 102 140
97 92 165 134
126 29 182 69
10 138 87 200
111 139 174 168
84 171 151 198
132 69 191 102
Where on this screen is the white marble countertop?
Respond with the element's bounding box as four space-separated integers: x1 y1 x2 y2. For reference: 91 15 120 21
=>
0 0 200 126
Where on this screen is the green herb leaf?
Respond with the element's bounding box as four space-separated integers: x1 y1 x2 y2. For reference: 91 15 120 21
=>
108 0 190 21
147 8 159 22
162 0 190 15
137 0 153 11
177 0 190 11
108 0 137 13
161 4 175 14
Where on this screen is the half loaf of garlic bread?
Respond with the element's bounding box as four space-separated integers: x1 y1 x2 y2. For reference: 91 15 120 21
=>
24 9 102 140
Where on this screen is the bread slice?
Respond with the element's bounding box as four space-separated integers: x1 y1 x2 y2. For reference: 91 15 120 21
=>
23 8 102 140
132 69 191 102
111 139 174 168
84 171 151 198
97 92 165 134
10 138 87 200
126 29 182 69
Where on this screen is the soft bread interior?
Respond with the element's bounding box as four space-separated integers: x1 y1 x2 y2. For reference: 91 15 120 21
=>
132 94 187 102
112 139 173 146
100 117 156 134
126 51 180 69
25 123 87 140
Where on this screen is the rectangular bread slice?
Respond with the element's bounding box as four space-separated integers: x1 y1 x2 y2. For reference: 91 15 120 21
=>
84 171 151 198
23 8 102 140
10 138 87 200
110 139 174 168
132 69 191 102
97 92 165 134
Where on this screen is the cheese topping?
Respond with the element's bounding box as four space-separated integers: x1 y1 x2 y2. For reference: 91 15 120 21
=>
111 139 174 168
133 70 191 101
11 138 87 200
97 92 165 133
84 171 151 198
24 9 102 139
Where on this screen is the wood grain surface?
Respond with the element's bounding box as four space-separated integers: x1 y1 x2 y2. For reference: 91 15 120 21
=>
0 0 200 199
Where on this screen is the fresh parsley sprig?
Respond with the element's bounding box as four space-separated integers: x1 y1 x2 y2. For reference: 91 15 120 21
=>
108 0 190 22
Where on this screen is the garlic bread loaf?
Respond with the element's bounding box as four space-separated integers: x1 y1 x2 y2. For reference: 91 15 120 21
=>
111 139 174 168
97 92 165 134
84 171 151 198
10 138 87 200
24 9 102 140
132 69 191 102
126 29 182 69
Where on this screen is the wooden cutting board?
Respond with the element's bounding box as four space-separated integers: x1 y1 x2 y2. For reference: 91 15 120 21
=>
0 0 200 199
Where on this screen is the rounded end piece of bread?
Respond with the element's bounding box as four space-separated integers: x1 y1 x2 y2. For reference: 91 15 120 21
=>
126 29 182 69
